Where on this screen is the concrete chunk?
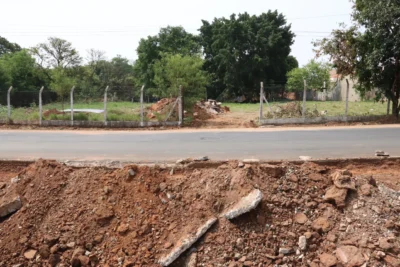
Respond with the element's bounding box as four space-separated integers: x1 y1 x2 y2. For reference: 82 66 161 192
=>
221 189 263 220
0 196 22 217
158 217 217 266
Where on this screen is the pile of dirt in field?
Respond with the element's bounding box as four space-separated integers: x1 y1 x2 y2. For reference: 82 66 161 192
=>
149 98 177 113
43 109 64 118
0 159 399 266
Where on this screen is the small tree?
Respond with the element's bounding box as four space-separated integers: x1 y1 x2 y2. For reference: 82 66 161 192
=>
153 54 210 108
50 68 75 111
286 60 331 91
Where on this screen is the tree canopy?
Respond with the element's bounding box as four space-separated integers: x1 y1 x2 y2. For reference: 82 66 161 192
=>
199 11 295 100
0 36 21 56
315 0 400 117
286 60 331 92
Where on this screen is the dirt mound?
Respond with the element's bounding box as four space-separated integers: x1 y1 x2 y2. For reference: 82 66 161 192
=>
149 98 177 113
43 109 64 118
0 159 399 266
196 100 230 115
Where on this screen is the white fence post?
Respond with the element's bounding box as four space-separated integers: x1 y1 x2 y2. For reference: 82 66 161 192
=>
345 79 350 120
104 86 109 126
70 86 75 126
140 85 144 127
259 82 264 124
302 80 307 119
39 86 44 126
7 86 12 122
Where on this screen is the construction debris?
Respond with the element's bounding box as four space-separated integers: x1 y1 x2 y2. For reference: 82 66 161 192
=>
0 196 22 217
221 189 263 220
196 99 230 115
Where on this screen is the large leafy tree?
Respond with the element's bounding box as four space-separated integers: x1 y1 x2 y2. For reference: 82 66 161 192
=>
134 26 201 89
0 36 21 56
286 60 331 92
199 11 295 100
153 54 209 104
315 0 400 117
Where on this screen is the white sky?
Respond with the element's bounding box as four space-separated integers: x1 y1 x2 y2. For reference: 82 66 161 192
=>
1 0 352 66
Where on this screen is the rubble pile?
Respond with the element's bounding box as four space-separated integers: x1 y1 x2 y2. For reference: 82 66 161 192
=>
0 159 399 266
196 99 230 115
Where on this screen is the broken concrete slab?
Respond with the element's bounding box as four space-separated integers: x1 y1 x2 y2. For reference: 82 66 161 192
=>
242 159 260 164
158 217 217 266
0 196 22 218
221 189 263 220
299 156 312 161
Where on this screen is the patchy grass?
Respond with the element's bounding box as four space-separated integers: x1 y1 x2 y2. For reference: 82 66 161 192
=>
225 101 388 118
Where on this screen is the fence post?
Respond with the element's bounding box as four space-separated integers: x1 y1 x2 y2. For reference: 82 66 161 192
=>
104 86 109 126
259 82 264 124
302 80 307 119
387 98 391 115
70 86 75 126
345 79 350 120
178 85 183 126
39 86 44 126
140 85 144 127
7 86 13 122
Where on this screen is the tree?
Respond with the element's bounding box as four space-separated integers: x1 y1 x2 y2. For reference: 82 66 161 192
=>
0 36 21 56
199 11 295 100
32 37 81 68
315 0 400 117
286 56 299 73
50 67 76 110
286 60 331 92
153 54 210 106
134 26 201 89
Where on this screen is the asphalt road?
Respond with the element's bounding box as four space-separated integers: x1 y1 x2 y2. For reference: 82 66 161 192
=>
0 126 399 162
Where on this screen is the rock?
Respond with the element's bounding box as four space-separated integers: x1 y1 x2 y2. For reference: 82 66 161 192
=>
298 236 307 251
299 156 312 161
331 170 352 181
164 242 172 249
67 242 76 248
243 261 253 266
309 173 323 181
194 156 209 162
38 244 50 259
10 176 20 184
126 169 136 181
279 247 293 255
49 254 61 267
72 247 85 260
221 189 263 220
236 238 244 247
117 224 129 235
372 251 386 259
260 164 285 177
289 174 298 182
238 162 245 168
159 183 167 192
185 252 197 267
384 255 400 266
334 175 356 190
71 257 82 267
312 217 331 233
326 233 337 242
78 255 90 265
50 244 60 254
360 184 372 196
379 238 394 251
243 159 260 164
176 158 192 164
336 246 365 266
294 212 308 224
158 217 217 266
324 186 348 207
0 196 22 217
24 249 37 260
44 235 59 247
319 253 337 267
0 183 6 189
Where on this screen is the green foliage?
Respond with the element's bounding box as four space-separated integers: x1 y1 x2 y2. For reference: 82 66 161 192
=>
134 26 201 89
286 56 299 73
315 0 400 117
286 60 331 92
0 36 21 56
153 54 210 106
50 68 75 103
199 11 295 99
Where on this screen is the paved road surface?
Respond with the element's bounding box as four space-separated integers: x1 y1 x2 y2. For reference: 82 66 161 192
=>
1 126 399 162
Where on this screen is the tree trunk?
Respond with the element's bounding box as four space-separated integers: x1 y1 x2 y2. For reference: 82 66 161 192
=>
391 58 400 119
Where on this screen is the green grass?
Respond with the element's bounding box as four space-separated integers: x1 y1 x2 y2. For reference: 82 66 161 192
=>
1 100 389 123
225 101 388 118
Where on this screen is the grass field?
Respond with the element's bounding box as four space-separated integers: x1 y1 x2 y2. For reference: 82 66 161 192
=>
0 100 389 123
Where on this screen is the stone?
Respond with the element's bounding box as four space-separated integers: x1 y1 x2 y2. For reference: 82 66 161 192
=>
243 159 260 164
0 183 6 189
236 238 244 247
384 255 400 267
164 242 172 249
238 162 245 168
176 158 192 164
67 242 76 248
360 184 372 196
379 238 394 251
24 249 37 260
221 189 263 220
72 247 85 260
279 247 293 255
0 196 22 217
243 261 253 266
309 173 323 181
194 156 209 162
71 257 82 267
117 224 129 235
289 174 298 182
319 253 337 267
326 233 337 242
298 236 307 251
159 183 167 192
44 235 59 247
78 255 90 265
185 252 197 267
336 246 365 266
299 156 312 161
50 244 60 254
294 212 308 224
38 244 50 259
373 251 386 259
324 186 348 207
334 175 356 190
49 254 61 267
158 217 217 266
260 164 285 177
312 217 331 233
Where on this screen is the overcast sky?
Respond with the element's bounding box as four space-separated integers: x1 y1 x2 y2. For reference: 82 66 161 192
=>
1 0 352 66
